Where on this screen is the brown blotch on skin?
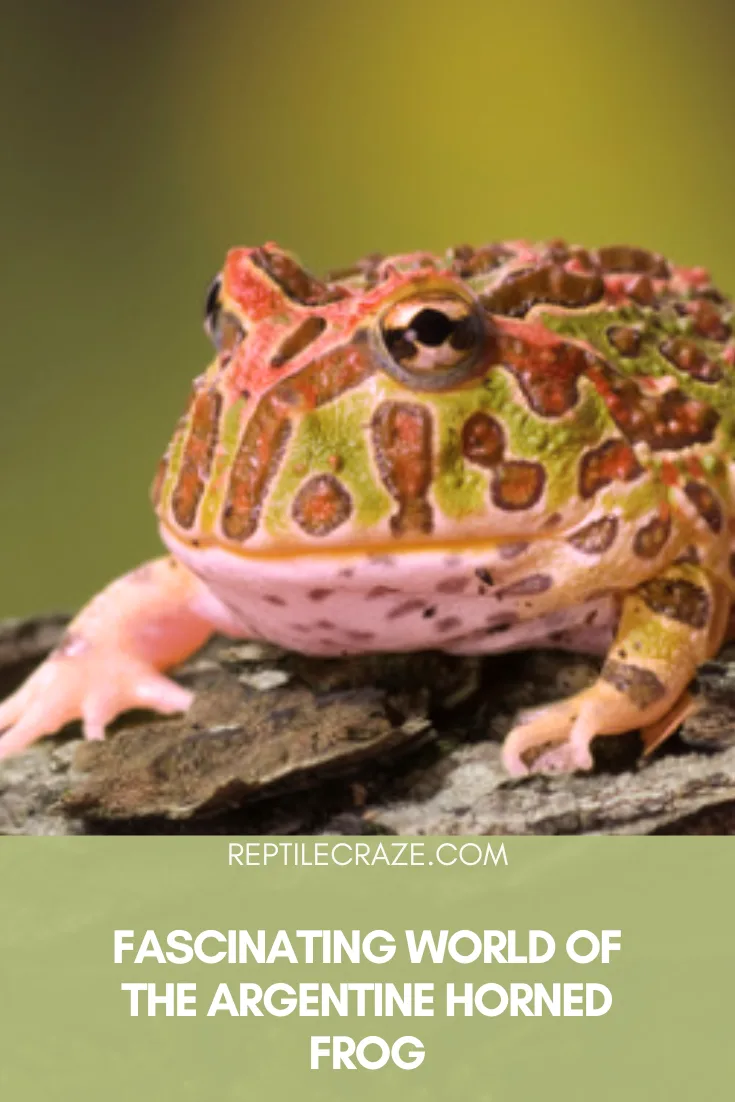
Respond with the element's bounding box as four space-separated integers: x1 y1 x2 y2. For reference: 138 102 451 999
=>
251 246 346 305
578 438 643 500
625 274 656 306
567 515 619 556
595 246 670 278
487 613 519 631
491 460 545 511
475 568 494 587
637 576 711 629
222 417 292 541
292 474 353 537
675 546 700 566
588 363 720 452
659 337 722 384
366 585 400 599
436 576 470 594
500 337 589 418
372 401 434 537
684 480 723 533
461 411 505 468
171 387 222 530
345 628 376 642
263 594 287 606
223 339 375 541
686 298 732 342
450 242 514 277
436 616 463 633
607 325 643 357
496 574 553 598
308 588 335 602
386 598 426 620
481 264 604 318
271 316 328 368
633 515 671 560
601 659 667 709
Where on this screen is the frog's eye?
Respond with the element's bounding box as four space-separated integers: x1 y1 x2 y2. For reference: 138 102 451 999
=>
203 275 245 356
378 293 486 389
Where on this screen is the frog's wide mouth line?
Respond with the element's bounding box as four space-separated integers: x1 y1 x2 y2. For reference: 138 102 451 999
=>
160 518 544 563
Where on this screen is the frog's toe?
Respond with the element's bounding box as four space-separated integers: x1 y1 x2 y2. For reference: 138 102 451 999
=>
501 699 596 776
79 667 194 743
0 651 194 759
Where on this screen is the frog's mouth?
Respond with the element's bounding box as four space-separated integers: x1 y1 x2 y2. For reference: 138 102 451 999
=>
160 517 546 565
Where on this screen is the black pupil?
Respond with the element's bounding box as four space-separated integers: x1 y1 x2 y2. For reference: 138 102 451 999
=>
410 308 455 346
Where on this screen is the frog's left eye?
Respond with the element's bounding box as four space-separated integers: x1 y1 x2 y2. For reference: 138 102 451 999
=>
378 293 486 389
203 274 245 356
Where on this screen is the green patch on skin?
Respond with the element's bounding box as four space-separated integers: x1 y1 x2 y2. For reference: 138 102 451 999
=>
265 393 392 537
601 477 666 521
540 305 735 437
432 370 611 516
198 396 247 533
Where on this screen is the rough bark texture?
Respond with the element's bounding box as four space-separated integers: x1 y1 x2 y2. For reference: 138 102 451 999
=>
1 614 735 835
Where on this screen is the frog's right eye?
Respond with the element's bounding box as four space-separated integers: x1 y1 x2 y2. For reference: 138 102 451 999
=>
203 275 245 356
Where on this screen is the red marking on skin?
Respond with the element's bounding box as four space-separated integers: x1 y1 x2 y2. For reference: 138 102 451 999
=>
608 442 640 481
661 460 680 487
224 249 290 320
674 265 712 290
494 316 572 349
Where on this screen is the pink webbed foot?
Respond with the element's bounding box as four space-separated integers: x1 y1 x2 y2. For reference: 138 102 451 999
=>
0 556 219 758
0 639 194 759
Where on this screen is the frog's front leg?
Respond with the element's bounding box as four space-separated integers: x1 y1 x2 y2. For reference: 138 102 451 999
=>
0 557 232 758
501 562 729 776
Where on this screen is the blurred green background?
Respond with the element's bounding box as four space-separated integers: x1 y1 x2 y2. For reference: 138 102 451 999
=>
2 0 735 617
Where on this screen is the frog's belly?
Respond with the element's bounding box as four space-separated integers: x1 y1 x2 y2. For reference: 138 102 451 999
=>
165 531 616 658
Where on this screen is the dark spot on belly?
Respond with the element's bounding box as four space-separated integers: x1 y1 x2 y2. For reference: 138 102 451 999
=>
436 616 463 633
436 576 469 594
496 574 553 598
264 594 287 606
498 542 529 560
475 568 494 587
367 585 401 599
308 588 335 601
386 598 426 620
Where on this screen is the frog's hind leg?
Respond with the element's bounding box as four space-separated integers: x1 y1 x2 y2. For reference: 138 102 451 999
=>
501 563 729 776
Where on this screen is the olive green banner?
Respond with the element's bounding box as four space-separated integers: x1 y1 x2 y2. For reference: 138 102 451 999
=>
0 838 732 1100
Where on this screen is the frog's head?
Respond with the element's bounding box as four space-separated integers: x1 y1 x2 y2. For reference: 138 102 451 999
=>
153 242 603 555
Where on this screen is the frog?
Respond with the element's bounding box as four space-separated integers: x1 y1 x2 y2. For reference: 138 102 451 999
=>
2 239 734 775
